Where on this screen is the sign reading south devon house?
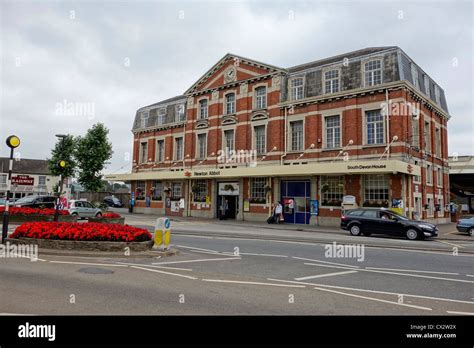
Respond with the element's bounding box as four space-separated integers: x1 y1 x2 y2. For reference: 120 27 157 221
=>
346 164 387 171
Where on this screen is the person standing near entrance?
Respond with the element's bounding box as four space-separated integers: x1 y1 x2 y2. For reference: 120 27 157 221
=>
274 201 283 224
220 198 229 220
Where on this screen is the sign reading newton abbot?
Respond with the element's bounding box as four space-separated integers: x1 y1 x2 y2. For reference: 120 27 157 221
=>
346 164 387 170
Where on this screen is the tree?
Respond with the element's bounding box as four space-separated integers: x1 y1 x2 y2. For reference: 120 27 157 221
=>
75 123 113 192
48 135 76 179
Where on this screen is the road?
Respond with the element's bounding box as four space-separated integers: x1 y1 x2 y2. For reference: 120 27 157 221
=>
1 232 473 315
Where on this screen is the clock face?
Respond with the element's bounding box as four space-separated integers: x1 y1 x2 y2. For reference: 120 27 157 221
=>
225 67 236 82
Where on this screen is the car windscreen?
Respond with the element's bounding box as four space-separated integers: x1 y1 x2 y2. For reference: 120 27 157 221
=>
15 196 37 204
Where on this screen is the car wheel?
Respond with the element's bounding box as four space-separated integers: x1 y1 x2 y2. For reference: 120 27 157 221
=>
71 212 78 216
405 228 419 240
349 224 362 236
468 228 474 237
95 212 102 218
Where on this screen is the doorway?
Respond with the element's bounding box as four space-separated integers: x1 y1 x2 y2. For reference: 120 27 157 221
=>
218 195 237 219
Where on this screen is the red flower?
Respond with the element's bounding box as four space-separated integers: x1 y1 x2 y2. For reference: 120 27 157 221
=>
102 212 121 218
0 207 69 216
10 222 151 242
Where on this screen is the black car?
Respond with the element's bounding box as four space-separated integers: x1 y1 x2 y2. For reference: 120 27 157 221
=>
456 217 474 236
341 208 438 240
103 196 124 208
13 195 57 208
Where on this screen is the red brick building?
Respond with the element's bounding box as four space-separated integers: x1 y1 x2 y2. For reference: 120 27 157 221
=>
106 47 451 225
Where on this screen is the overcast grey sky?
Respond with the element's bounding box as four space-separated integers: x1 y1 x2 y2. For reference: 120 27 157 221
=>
1 0 472 174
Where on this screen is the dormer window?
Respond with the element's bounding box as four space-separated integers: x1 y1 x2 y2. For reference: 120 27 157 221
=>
324 69 340 94
411 64 419 89
290 77 304 100
140 110 149 128
225 93 235 115
364 60 382 86
176 104 185 122
434 85 441 105
424 75 430 98
158 108 166 125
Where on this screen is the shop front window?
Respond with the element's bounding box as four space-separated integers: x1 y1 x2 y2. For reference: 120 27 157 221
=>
135 181 146 200
192 179 208 202
363 175 389 207
321 176 344 206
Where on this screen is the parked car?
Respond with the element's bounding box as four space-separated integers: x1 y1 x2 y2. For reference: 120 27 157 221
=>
68 200 103 219
0 198 6 206
103 196 124 208
13 195 56 208
456 217 474 236
341 208 438 240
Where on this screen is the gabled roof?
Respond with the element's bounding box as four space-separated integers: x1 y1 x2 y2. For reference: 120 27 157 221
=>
288 46 399 73
184 53 286 95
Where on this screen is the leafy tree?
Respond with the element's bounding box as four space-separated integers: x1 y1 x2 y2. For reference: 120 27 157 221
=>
48 135 76 178
75 123 113 192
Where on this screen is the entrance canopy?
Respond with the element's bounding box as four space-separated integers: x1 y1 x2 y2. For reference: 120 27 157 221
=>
105 159 420 182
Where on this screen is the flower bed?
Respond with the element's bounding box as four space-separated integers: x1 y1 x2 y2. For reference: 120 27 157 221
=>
0 207 69 215
88 212 125 225
10 222 151 242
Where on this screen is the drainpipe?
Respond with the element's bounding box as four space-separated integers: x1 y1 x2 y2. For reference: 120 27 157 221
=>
385 89 390 159
280 106 288 165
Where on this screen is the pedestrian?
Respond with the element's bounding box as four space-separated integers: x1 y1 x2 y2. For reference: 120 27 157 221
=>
220 199 229 220
274 201 283 224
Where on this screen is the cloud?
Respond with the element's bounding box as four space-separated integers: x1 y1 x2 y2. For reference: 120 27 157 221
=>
0 0 472 175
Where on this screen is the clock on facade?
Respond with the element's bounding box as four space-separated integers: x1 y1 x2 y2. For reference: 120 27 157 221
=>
224 67 236 83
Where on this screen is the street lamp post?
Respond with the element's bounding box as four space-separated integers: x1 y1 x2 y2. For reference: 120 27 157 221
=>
2 135 20 244
53 134 67 222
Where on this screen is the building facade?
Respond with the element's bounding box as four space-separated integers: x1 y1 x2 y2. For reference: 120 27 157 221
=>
106 46 451 225
0 158 60 199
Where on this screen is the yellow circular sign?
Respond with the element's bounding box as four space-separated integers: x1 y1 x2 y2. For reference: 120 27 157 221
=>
59 160 66 167
6 135 20 148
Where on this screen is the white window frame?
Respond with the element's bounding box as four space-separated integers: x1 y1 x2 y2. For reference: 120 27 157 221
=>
172 182 182 199
363 174 390 206
151 180 163 201
289 77 304 100
38 175 46 186
426 164 433 185
324 115 341 149
424 75 430 97
289 120 304 152
434 85 441 105
365 109 385 145
254 86 267 109
158 108 166 125
174 137 184 161
321 175 344 206
250 177 267 203
435 127 442 157
176 104 185 122
413 160 421 183
225 92 236 115
411 117 420 148
140 142 148 164
324 69 340 94
363 59 383 87
192 179 208 202
223 128 235 152
140 110 149 128
253 124 266 155
196 133 207 159
424 121 431 154
198 98 208 119
156 139 165 163
411 63 419 89
437 167 443 188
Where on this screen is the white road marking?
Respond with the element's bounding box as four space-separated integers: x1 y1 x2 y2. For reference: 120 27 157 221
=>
365 267 460 275
191 250 223 255
304 262 360 271
152 256 240 265
131 266 197 280
446 310 474 315
114 261 193 271
49 261 128 267
235 252 288 258
0 313 35 316
176 245 222 253
304 262 474 283
466 274 474 277
201 278 305 288
312 286 432 311
437 240 464 249
295 270 358 281
293 256 360 268
267 278 474 305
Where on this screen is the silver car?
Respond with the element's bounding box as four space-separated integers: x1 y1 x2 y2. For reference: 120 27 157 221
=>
68 200 103 219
